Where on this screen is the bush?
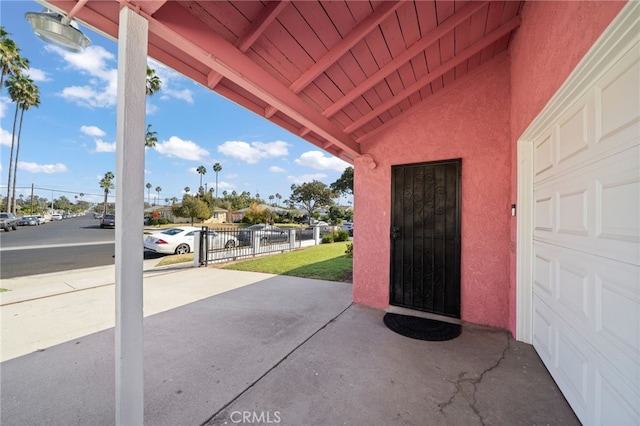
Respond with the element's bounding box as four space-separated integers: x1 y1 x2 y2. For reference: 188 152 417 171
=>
345 243 353 258
334 229 349 242
321 233 334 244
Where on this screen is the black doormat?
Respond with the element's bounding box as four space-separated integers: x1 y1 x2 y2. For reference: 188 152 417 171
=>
383 313 461 341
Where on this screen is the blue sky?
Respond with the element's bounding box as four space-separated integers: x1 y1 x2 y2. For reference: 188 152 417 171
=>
1 1 351 207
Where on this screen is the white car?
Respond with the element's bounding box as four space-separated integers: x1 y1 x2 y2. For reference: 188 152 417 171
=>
144 226 238 255
51 213 63 221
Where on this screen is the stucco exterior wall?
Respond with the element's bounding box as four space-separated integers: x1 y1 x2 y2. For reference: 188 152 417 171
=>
354 54 512 329
507 1 626 333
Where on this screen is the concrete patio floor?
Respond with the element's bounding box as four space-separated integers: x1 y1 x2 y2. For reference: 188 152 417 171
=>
1 267 579 425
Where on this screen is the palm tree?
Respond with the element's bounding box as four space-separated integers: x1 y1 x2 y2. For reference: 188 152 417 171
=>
164 197 169 205
269 195 275 206
79 193 85 201
144 124 158 148
99 172 115 216
6 74 39 213
275 193 282 207
213 162 222 201
196 165 207 193
184 186 190 194
155 186 162 205
0 28 29 93
171 197 178 204
146 182 152 205
146 66 161 96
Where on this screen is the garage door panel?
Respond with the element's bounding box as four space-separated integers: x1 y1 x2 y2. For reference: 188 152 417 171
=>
597 164 640 244
533 249 554 299
598 51 640 142
534 146 640 265
533 296 590 420
534 133 554 178
558 101 591 165
534 294 640 425
594 259 640 382
557 185 589 237
594 364 640 425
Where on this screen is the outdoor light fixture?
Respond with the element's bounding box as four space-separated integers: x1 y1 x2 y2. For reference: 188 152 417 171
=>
25 8 90 53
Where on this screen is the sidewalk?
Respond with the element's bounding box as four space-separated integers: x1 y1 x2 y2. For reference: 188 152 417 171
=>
1 263 579 425
0 260 270 362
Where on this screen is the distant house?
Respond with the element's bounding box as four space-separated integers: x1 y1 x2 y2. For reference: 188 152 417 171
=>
144 205 229 224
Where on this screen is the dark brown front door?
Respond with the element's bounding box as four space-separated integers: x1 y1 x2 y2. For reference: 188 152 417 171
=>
390 159 461 318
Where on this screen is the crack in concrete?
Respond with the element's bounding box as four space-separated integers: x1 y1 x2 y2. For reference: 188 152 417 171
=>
438 331 511 425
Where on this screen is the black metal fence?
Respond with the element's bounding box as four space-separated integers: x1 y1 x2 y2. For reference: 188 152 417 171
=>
196 226 304 266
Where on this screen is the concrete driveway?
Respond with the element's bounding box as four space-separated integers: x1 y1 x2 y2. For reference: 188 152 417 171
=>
0 265 578 425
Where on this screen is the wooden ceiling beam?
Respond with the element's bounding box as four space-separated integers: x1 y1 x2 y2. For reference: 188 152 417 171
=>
148 3 361 157
323 1 489 118
344 17 521 134
265 0 403 118
209 0 289 89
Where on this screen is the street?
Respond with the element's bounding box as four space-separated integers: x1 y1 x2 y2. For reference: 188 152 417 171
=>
0 214 119 279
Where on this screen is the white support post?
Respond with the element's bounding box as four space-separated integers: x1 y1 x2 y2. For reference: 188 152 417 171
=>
115 7 148 426
313 226 320 245
289 229 296 250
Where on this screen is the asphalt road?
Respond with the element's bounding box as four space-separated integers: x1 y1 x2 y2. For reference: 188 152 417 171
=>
0 214 119 279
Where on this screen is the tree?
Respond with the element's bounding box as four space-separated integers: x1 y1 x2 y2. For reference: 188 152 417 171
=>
243 202 269 224
144 124 158 148
155 186 162 205
212 162 222 202
143 66 161 148
0 28 29 93
171 197 178 204
289 180 335 224
146 66 161 96
184 186 190 194
269 194 275 206
146 182 152 205
172 194 211 225
99 171 115 216
6 74 39 213
275 193 282 207
196 165 207 192
330 166 354 196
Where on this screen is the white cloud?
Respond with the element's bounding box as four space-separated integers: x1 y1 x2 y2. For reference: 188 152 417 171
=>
25 67 50 82
218 140 290 164
216 181 236 191
0 96 10 118
269 166 286 173
148 59 195 104
0 128 12 147
18 162 68 174
94 139 116 153
80 125 106 137
154 136 209 161
287 173 328 184
294 151 349 172
48 45 118 108
161 88 194 104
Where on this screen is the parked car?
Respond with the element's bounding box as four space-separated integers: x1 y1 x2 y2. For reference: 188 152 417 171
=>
18 215 39 226
100 214 116 228
238 224 289 246
0 212 18 231
144 226 238 255
51 213 63 221
35 215 46 224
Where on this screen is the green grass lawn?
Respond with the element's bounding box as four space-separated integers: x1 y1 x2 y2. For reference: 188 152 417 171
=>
222 241 352 282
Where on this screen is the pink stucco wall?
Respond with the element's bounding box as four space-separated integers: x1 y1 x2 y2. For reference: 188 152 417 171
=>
507 1 626 333
353 1 627 334
354 54 512 329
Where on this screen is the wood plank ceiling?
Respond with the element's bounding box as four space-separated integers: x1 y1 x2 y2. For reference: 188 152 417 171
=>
44 0 523 163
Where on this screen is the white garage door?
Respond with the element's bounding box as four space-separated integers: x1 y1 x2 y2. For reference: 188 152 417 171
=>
531 34 639 425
